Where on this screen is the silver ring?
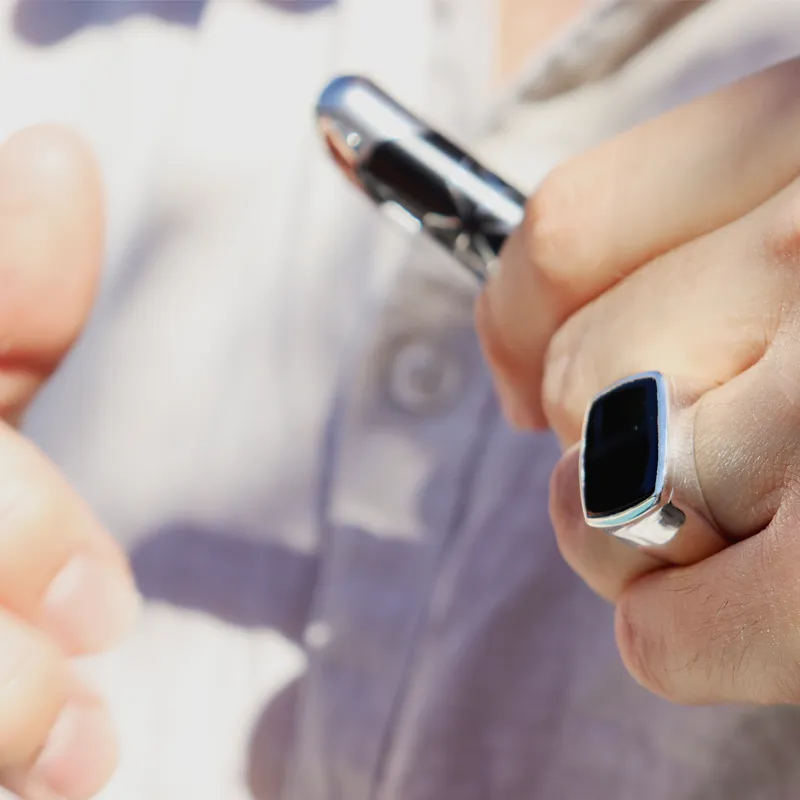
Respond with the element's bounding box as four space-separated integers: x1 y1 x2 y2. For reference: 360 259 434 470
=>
579 371 728 564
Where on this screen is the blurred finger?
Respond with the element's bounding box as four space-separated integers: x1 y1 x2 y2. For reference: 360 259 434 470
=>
0 125 103 425
0 608 67 776
0 621 116 800
0 422 139 656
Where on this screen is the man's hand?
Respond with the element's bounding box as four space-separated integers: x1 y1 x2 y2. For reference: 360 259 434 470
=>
477 57 800 705
0 126 139 799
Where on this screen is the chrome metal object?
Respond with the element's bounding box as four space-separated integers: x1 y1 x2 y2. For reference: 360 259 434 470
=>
316 75 526 282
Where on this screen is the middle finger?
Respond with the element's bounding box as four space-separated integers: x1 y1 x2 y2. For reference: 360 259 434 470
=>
540 180 793 447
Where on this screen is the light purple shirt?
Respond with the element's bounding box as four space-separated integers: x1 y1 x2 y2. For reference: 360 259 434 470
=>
6 1 800 798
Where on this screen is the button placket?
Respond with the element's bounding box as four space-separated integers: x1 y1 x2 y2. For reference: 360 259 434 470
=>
290 233 495 800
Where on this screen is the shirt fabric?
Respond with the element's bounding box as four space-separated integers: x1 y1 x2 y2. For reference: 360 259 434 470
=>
2 0 800 798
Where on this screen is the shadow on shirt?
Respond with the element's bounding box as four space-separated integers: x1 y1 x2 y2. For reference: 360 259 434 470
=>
130 522 319 641
129 523 317 798
13 0 336 47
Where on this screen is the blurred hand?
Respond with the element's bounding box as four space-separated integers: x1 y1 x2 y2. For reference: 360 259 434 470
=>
0 127 139 799
476 57 800 704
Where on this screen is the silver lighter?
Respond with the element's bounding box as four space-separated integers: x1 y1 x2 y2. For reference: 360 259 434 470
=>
315 75 526 282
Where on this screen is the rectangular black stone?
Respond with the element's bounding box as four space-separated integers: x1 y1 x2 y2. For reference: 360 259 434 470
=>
583 376 660 518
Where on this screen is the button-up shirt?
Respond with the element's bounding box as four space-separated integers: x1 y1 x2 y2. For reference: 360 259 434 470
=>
4 0 800 797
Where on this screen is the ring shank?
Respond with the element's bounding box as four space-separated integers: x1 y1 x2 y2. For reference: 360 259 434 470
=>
606 500 728 565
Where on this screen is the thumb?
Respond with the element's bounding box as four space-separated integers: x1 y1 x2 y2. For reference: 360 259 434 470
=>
0 124 103 425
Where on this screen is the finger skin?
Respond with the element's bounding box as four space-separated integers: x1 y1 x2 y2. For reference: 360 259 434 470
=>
691 331 800 539
0 126 136 657
0 609 69 771
613 504 800 706
0 124 120 798
3 673 118 800
479 57 800 427
0 124 103 424
0 622 117 800
687 191 800 537
0 421 137 655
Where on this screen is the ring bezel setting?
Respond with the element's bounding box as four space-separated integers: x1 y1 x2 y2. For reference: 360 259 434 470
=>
580 371 685 546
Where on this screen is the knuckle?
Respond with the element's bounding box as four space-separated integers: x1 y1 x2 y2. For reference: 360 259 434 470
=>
521 166 583 293
763 190 800 268
0 622 67 764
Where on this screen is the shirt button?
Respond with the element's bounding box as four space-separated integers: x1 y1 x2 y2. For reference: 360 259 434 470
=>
386 338 464 416
304 620 333 650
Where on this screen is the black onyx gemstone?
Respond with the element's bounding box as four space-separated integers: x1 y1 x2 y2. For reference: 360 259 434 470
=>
583 376 661 517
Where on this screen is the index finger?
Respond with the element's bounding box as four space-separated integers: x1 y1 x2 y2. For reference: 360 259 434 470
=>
477 56 800 428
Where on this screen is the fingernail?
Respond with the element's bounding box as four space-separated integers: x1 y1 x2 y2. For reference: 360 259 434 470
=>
41 553 141 654
21 695 117 800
